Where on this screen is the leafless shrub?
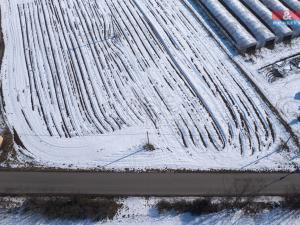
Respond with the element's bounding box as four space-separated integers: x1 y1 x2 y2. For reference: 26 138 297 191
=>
242 200 278 215
156 198 218 215
278 139 290 152
19 197 122 221
143 143 155 151
283 196 300 210
156 197 279 216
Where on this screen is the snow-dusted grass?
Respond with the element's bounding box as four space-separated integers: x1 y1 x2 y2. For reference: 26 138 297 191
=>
0 0 298 170
1 197 300 225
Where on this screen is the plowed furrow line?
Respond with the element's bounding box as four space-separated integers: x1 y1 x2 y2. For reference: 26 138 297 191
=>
117 0 159 67
19 4 53 135
72 1 121 131
135 1 226 149
65 5 115 133
37 0 72 137
56 1 108 133
45 1 82 135
17 5 33 110
107 0 149 69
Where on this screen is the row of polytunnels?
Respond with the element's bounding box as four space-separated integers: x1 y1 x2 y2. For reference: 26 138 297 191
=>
200 0 300 53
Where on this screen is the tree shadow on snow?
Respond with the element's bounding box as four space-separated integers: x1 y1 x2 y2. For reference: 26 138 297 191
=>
295 92 300 100
289 119 299 126
101 147 144 168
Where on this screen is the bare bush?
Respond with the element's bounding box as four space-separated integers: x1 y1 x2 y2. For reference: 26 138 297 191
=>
156 198 218 215
0 127 16 163
19 197 122 221
277 139 290 152
143 143 155 151
156 197 279 216
283 196 300 210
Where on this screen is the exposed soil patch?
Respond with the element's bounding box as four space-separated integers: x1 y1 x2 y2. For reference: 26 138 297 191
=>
13 128 26 149
0 127 16 163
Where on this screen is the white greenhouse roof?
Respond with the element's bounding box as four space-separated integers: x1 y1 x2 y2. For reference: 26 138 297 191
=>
202 0 257 52
221 0 275 47
260 0 300 36
283 0 300 13
240 0 293 41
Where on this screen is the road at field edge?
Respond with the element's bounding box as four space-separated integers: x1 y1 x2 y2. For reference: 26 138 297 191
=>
0 171 299 196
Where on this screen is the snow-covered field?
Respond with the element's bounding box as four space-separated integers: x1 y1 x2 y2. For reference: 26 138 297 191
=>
1 197 300 225
0 0 299 170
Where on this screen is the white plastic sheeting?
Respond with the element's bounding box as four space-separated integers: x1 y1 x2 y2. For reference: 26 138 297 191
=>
221 0 275 47
241 0 293 41
201 0 257 52
260 0 300 36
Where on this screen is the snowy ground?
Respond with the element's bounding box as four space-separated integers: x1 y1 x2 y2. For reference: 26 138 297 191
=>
187 0 300 139
237 43 300 139
0 0 299 170
1 197 300 225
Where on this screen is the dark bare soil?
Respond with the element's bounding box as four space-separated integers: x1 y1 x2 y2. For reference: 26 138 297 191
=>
0 127 15 163
0 9 17 165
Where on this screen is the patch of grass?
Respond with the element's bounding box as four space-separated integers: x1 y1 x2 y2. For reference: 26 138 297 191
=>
20 197 123 221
